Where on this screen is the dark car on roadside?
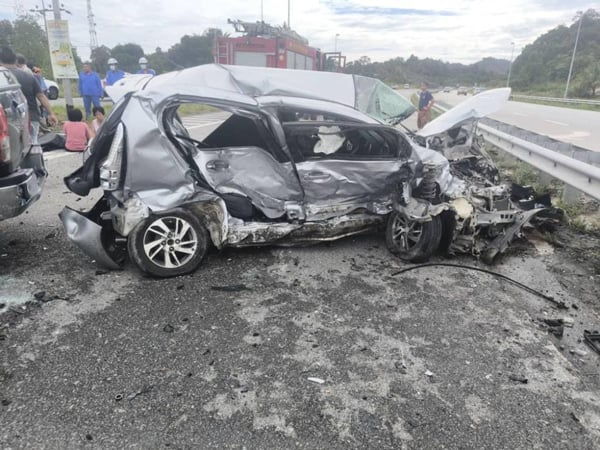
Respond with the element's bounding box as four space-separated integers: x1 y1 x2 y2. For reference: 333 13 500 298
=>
0 67 47 222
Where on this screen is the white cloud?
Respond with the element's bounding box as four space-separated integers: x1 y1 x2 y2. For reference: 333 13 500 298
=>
2 0 596 64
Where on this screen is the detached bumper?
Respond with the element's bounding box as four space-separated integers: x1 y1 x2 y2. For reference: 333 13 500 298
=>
59 199 126 269
0 168 45 221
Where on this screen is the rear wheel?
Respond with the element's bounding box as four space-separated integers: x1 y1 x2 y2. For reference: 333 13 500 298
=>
128 208 208 277
47 86 59 100
386 212 442 263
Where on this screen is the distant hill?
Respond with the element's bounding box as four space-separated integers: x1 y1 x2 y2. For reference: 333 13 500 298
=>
345 8 599 97
345 55 509 88
472 58 509 76
510 8 600 97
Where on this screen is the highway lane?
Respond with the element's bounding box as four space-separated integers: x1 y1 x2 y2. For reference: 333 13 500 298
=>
432 91 600 152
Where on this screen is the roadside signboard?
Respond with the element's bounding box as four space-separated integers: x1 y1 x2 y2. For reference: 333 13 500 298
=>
46 20 78 79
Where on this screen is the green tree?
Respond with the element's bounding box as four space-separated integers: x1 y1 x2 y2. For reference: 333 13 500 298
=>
0 20 14 47
90 45 111 75
111 43 145 74
11 15 51 77
167 34 213 68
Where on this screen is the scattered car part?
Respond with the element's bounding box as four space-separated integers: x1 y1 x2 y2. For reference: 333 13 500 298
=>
583 330 600 355
127 385 153 402
211 284 250 292
392 263 568 309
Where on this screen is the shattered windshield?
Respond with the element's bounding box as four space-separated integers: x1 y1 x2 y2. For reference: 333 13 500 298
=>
354 76 416 125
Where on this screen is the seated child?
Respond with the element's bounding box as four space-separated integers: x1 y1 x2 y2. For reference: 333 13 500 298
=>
63 108 91 152
92 105 105 133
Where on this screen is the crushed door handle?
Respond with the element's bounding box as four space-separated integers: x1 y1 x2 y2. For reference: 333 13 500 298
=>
206 160 229 170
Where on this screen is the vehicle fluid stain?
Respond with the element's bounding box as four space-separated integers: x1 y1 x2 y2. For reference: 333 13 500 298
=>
0 275 32 308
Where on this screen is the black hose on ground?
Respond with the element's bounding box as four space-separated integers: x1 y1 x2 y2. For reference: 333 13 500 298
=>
392 262 568 309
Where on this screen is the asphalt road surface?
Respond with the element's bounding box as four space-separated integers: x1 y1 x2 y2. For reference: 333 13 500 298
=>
408 89 600 152
1 123 600 449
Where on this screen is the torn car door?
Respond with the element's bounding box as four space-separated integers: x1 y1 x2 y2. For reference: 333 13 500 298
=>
284 122 411 219
186 114 303 219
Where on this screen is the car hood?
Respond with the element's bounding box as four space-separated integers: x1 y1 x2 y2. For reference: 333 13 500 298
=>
417 87 511 137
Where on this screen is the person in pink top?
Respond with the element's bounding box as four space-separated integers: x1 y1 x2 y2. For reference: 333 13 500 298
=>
63 108 92 152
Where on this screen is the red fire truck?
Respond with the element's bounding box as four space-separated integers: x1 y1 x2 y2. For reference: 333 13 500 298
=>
215 19 345 71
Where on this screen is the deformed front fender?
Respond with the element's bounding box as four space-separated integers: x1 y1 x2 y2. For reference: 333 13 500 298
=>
393 196 452 222
59 199 126 269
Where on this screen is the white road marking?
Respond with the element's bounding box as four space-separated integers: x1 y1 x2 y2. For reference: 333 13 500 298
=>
545 119 569 126
44 150 73 160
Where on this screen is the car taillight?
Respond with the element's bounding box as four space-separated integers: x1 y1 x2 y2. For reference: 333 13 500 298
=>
0 105 10 163
99 123 124 191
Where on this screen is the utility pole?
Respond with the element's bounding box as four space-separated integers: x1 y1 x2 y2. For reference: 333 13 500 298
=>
287 0 290 29
564 11 584 99
87 0 98 51
29 1 52 36
334 33 340 52
506 42 515 87
52 0 74 109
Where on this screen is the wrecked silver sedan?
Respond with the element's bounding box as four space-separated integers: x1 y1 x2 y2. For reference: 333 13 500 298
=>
60 65 536 277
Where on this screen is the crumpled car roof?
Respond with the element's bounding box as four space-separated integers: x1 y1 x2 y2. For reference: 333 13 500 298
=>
106 64 416 123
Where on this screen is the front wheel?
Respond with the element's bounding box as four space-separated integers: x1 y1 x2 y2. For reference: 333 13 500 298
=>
386 212 442 263
128 208 208 277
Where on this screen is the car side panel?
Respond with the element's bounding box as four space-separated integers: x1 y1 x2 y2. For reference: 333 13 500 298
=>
193 147 302 219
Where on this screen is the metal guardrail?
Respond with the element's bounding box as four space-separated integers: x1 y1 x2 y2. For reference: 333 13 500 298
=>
432 103 600 201
511 94 600 106
477 123 600 201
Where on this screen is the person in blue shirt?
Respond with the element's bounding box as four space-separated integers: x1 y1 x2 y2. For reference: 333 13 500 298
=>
417 81 434 129
136 57 156 76
105 57 125 86
78 63 103 120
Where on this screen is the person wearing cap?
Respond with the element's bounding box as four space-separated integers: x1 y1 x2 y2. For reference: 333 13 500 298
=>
105 57 125 86
78 62 103 120
136 57 156 75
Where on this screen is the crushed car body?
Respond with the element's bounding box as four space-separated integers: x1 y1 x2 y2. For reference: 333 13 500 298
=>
59 64 542 277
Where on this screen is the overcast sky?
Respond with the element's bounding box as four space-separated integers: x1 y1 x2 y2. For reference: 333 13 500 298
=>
0 0 596 64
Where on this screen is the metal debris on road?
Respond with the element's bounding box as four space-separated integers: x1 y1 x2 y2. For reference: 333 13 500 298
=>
583 330 600 354
392 263 568 309
163 324 175 333
127 385 153 401
307 377 325 384
115 394 123 401
508 374 528 384
211 284 250 292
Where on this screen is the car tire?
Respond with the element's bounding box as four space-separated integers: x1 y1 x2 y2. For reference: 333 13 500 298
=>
47 86 59 100
128 208 208 278
385 212 442 263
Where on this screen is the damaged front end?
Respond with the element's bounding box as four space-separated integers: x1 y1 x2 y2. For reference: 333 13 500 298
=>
390 88 548 263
